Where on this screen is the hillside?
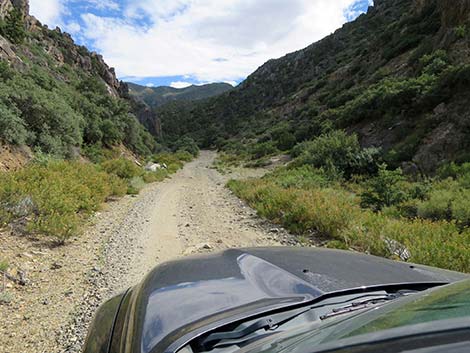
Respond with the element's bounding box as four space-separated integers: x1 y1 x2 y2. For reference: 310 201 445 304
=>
157 0 470 173
128 82 233 108
0 0 155 161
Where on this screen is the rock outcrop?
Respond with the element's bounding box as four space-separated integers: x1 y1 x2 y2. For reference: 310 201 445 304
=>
0 0 124 96
0 0 28 19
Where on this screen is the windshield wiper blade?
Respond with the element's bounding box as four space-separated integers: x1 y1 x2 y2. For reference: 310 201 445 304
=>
319 293 399 320
200 306 314 349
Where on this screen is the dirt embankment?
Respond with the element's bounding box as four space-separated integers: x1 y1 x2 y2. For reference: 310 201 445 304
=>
0 151 298 353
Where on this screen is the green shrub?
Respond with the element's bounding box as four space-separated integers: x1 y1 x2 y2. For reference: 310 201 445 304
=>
228 179 358 238
0 260 8 272
127 176 145 195
0 8 26 44
82 144 106 164
249 141 278 159
143 170 168 183
100 159 142 180
417 189 452 221
360 164 408 211
152 153 183 167
229 173 470 273
292 130 380 179
175 150 193 162
0 102 29 144
451 192 470 227
265 166 330 189
173 137 199 157
0 161 127 243
454 25 467 39
437 162 470 179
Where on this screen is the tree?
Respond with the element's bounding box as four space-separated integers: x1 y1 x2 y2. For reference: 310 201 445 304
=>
360 164 408 211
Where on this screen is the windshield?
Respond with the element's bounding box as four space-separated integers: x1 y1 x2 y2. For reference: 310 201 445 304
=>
339 280 470 339
240 280 470 353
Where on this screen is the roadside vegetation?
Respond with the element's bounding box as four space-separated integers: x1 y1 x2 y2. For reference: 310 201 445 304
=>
0 149 197 244
228 130 470 273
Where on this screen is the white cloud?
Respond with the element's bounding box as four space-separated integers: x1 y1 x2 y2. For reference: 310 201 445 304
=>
145 83 155 87
80 0 120 11
170 81 193 89
29 0 64 27
79 1 366 82
64 21 81 34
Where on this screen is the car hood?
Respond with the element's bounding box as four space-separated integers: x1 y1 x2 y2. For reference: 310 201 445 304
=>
124 247 468 353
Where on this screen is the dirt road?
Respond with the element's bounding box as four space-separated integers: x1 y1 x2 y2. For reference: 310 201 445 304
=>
56 151 296 352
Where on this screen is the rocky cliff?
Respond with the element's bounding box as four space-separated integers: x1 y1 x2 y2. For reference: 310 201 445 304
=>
0 0 123 96
0 0 155 158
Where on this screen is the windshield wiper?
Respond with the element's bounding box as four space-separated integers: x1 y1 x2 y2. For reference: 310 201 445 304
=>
319 293 399 320
199 306 314 350
197 289 421 351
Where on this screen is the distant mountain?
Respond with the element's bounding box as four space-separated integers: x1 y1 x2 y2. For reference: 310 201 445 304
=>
127 82 233 108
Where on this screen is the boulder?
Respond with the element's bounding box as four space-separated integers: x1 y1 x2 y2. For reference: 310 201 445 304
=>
145 163 166 172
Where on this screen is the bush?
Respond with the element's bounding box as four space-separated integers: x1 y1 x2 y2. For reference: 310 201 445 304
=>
143 170 168 183
175 150 193 162
0 8 26 44
0 161 127 243
100 159 142 180
454 25 467 39
229 173 470 272
451 192 470 227
127 176 145 195
0 260 8 272
0 102 29 144
173 137 199 157
249 142 278 160
264 166 330 189
292 130 380 179
417 189 453 221
360 164 408 211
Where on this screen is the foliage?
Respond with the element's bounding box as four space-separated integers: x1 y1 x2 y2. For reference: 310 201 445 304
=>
100 159 142 180
0 8 26 44
0 54 154 158
0 260 8 272
0 161 127 243
0 150 191 243
0 101 29 144
454 25 467 39
229 171 470 273
417 180 470 228
264 166 331 189
292 131 380 179
360 164 408 211
249 141 279 160
173 137 200 157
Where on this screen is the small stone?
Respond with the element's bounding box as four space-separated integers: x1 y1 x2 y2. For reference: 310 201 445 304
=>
269 228 280 233
50 262 62 270
201 243 213 250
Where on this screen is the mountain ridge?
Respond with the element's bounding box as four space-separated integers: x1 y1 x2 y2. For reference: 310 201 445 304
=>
128 82 233 108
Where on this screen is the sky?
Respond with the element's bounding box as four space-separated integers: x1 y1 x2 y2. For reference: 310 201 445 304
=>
29 0 374 88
